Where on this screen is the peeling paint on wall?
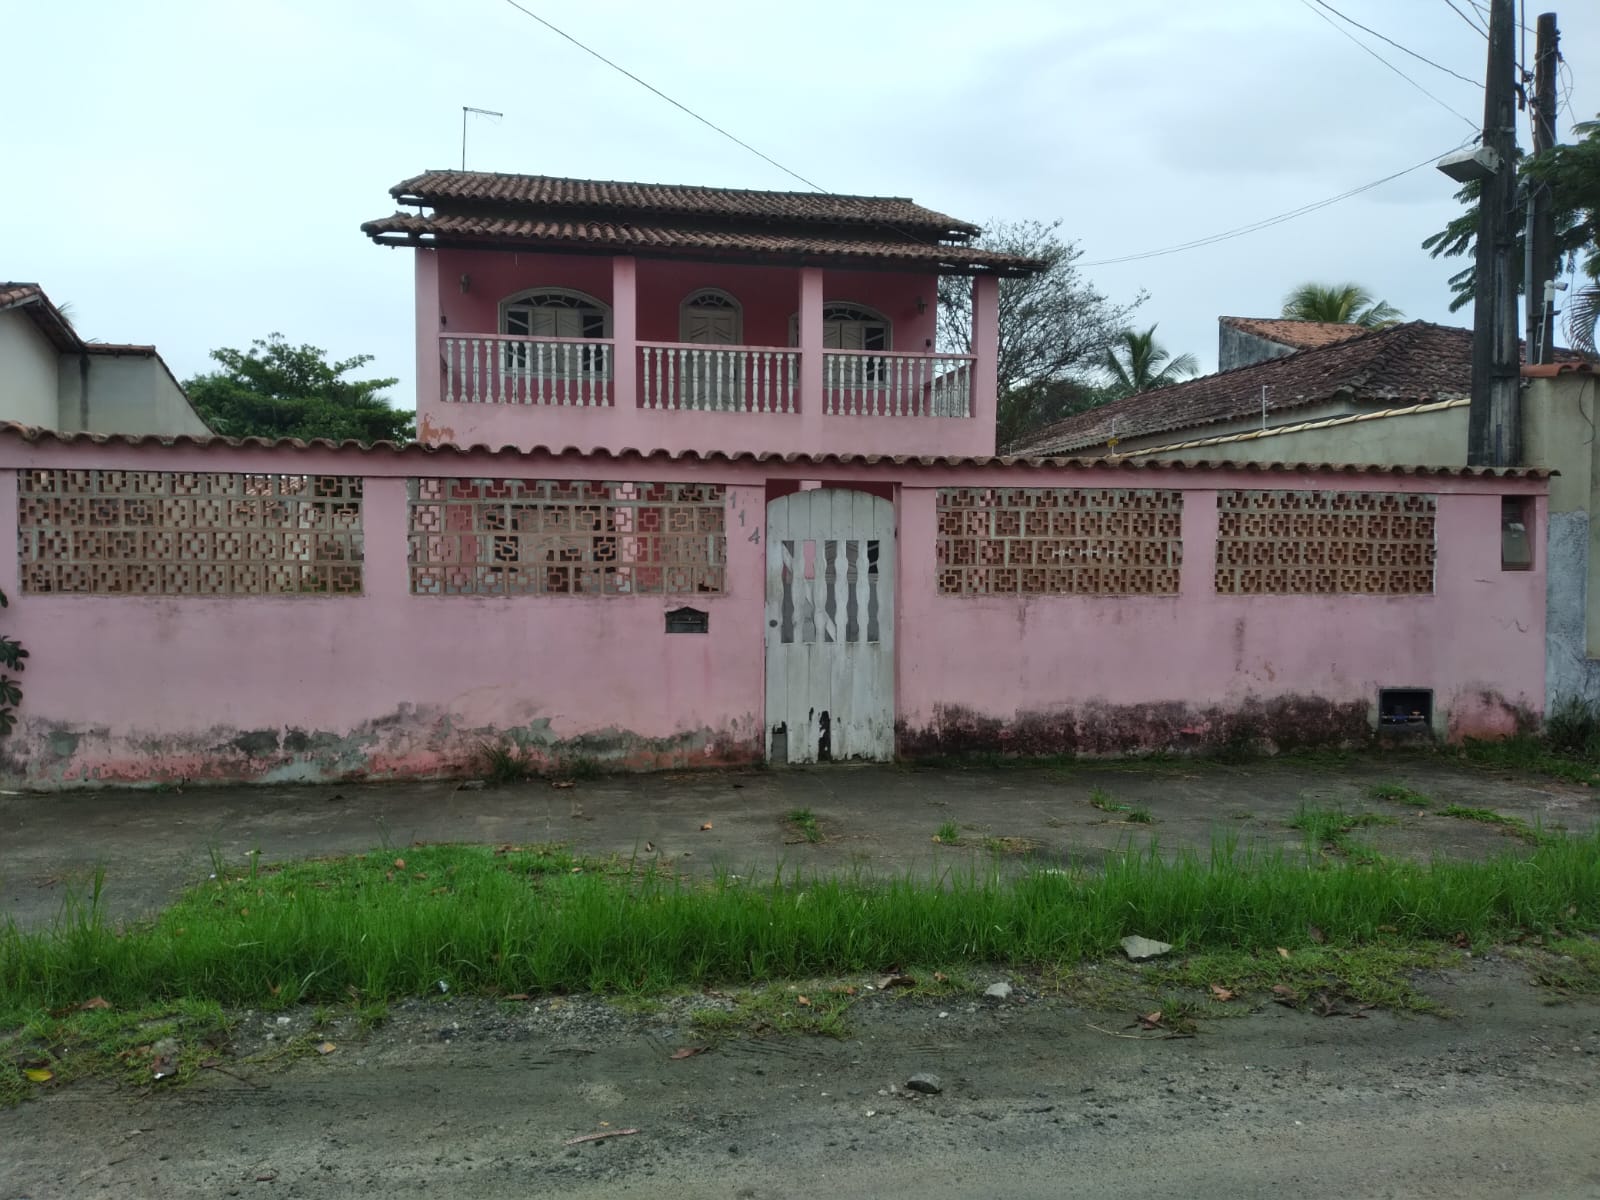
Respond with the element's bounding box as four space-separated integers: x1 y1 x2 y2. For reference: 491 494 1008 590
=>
7 706 762 790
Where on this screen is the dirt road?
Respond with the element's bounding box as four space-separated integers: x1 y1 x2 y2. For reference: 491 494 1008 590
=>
4 957 1598 1199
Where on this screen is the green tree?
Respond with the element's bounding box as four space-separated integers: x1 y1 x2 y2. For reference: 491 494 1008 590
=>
185 334 414 443
1279 282 1403 328
1103 324 1199 398
937 218 1145 446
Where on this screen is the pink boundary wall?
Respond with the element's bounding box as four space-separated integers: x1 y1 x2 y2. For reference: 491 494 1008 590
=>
0 440 1547 788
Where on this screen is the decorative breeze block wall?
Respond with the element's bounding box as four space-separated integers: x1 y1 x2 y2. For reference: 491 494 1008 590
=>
936 488 1184 595
1214 490 1436 595
408 478 726 595
17 469 364 595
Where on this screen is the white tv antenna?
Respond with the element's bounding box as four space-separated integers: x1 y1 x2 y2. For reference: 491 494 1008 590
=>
461 106 504 170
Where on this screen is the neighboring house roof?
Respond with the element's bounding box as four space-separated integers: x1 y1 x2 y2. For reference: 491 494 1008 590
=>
1121 398 1472 458
1009 320 1484 456
0 421 1552 480
364 170 1044 276
1219 316 1376 352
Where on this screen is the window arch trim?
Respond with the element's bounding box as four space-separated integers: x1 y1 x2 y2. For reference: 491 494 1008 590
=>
499 287 613 339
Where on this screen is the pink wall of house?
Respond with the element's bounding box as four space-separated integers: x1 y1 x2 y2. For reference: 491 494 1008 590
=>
0 438 1548 788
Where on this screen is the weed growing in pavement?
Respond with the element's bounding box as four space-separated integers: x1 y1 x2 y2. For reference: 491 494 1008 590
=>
1089 787 1153 823
1289 804 1397 859
1438 804 1548 845
1367 782 1433 807
933 821 961 845
1544 697 1600 759
1462 735 1600 786
477 740 535 785
787 809 823 844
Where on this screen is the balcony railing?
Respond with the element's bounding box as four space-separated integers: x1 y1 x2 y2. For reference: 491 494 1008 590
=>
441 334 614 406
639 343 799 413
438 335 976 418
822 350 974 417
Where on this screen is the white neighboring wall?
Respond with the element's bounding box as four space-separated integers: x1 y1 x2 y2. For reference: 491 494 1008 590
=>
0 310 62 428
0 305 211 437
56 352 211 437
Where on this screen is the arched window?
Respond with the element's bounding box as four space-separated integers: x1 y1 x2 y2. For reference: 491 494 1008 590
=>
679 288 743 345
788 303 892 352
500 288 612 340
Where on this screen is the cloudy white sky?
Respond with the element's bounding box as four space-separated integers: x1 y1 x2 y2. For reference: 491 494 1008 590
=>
7 1 1597 411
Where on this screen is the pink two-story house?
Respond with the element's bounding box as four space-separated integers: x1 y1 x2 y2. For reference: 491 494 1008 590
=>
362 171 1040 459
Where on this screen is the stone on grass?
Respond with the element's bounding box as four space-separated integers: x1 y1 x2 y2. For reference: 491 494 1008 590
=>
1120 935 1172 961
984 982 1013 1000
905 1072 943 1095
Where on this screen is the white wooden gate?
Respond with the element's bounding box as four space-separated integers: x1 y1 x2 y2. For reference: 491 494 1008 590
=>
764 489 895 764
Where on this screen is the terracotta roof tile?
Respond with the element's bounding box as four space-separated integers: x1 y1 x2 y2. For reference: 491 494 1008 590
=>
390 171 978 236
362 211 1041 274
1220 316 1378 351
0 282 44 310
0 422 1551 480
1009 321 1485 455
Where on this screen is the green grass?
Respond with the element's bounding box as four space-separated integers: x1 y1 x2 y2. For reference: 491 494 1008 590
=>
1520 935 1600 993
1462 735 1600 786
690 984 856 1038
787 808 823 844
5 835 1600 1022
1367 782 1432 808
933 820 961 845
1287 804 1397 859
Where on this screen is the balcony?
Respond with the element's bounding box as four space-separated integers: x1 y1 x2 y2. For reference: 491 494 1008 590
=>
416 255 1002 458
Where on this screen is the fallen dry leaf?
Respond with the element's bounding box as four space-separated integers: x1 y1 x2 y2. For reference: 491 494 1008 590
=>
1453 931 1472 948
1277 947 1291 959
644 841 655 853
77 996 112 1011
151 1055 175 1080
315 1042 336 1056
551 780 576 790
200 1057 222 1069
503 993 532 1002
699 822 713 831
1137 1010 1164 1030
796 995 812 1007
393 858 406 870
876 973 915 990
1208 983 1235 1002
933 972 949 983
24 1067 52 1083
1271 984 1299 1004
668 1046 709 1060
1308 925 1327 945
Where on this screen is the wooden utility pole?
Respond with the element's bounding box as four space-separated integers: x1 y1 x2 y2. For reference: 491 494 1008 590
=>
1527 13 1560 364
1468 0 1523 467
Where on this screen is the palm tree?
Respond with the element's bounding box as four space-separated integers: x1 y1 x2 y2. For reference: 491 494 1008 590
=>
1103 325 1200 396
1280 282 1403 328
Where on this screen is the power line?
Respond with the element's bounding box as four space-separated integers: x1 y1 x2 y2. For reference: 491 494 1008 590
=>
1310 0 1482 87
1297 0 1480 130
1443 0 1488 37
496 0 828 194
1078 142 1474 268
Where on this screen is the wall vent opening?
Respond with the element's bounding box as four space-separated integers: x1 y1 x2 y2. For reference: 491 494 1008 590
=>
1378 688 1433 729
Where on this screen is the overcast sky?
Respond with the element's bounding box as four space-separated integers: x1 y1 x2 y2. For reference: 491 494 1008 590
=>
7 1 1596 411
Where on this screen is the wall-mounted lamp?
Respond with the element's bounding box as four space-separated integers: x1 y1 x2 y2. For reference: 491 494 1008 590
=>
915 296 928 315
459 274 472 294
